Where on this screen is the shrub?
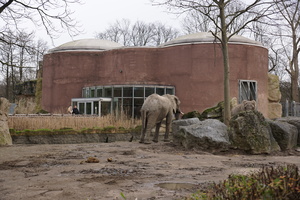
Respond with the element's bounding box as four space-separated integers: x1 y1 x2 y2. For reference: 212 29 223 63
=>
187 164 300 200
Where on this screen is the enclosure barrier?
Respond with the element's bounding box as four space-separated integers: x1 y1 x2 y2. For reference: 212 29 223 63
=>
282 100 300 117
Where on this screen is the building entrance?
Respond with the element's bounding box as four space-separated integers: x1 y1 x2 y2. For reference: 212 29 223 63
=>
71 98 112 116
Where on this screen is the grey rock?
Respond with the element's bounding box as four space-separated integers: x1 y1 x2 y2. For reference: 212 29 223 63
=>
268 120 298 151
172 118 200 133
229 110 280 154
276 117 300 145
172 118 200 145
173 119 230 150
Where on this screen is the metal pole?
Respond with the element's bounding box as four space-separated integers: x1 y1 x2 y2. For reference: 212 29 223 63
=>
285 99 289 117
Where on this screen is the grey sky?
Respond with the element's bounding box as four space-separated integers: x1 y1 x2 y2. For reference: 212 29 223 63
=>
38 0 255 48
43 0 181 47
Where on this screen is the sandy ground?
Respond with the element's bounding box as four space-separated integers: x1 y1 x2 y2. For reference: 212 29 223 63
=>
1 141 300 200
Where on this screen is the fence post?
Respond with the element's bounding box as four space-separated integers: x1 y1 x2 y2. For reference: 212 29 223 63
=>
296 102 300 117
284 99 289 117
292 101 296 116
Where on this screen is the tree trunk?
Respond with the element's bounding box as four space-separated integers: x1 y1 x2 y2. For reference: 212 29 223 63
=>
290 32 299 102
291 70 299 102
219 1 231 126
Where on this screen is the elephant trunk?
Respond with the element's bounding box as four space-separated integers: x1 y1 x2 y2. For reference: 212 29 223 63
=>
175 108 183 120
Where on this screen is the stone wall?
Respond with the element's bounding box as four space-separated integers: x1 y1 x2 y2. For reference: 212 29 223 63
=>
268 74 282 119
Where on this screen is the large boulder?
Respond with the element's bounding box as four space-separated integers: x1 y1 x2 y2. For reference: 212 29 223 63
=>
268 74 282 119
276 117 300 145
181 111 202 120
268 74 281 102
0 111 12 146
172 119 230 150
268 103 282 119
229 111 280 154
172 118 200 134
268 120 298 151
0 98 12 146
0 97 10 113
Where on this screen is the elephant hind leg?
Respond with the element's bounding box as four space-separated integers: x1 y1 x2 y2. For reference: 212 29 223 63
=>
140 114 152 144
139 111 147 143
164 115 172 142
152 122 161 143
140 128 151 144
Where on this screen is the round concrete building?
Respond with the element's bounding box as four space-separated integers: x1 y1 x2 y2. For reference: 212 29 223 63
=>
42 32 268 117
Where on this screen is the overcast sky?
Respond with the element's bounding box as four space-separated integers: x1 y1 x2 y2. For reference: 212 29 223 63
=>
36 0 255 48
40 0 181 47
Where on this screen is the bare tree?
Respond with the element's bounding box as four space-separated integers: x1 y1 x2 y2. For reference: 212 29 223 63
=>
182 10 214 33
272 0 300 101
248 21 288 81
153 22 180 45
0 0 79 100
152 0 273 125
0 0 82 41
0 30 48 101
96 19 179 46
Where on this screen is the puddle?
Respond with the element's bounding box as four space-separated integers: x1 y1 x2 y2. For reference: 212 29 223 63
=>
156 182 196 190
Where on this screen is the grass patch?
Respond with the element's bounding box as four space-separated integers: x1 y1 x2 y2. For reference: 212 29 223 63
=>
10 125 142 136
8 114 141 133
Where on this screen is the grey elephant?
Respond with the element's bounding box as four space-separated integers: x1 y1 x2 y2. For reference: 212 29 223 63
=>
140 94 183 144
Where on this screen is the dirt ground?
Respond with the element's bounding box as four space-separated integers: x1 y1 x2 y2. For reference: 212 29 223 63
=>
1 141 300 200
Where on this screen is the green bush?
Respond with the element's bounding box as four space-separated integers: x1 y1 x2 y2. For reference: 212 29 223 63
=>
187 164 300 200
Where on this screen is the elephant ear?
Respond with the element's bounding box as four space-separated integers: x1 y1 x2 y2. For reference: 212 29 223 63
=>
171 96 180 113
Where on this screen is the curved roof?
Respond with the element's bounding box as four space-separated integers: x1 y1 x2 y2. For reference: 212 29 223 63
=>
49 39 123 53
161 32 263 47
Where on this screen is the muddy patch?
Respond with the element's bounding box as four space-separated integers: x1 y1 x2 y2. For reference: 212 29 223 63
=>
1 142 300 200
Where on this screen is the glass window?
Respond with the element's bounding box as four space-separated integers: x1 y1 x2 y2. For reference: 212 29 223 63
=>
79 103 84 114
156 87 165 95
101 102 111 116
123 87 133 97
82 88 86 98
97 88 102 97
113 98 122 113
166 88 174 95
145 87 155 97
103 87 112 97
114 87 122 97
239 80 257 103
78 85 175 117
86 102 92 114
134 98 143 118
123 98 132 116
86 89 90 98
90 89 95 98
94 101 99 115
134 87 144 97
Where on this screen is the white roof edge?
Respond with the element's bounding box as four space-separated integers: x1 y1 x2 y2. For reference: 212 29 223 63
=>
160 32 264 48
161 40 267 49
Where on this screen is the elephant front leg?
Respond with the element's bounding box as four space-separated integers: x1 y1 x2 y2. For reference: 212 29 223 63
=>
152 122 161 143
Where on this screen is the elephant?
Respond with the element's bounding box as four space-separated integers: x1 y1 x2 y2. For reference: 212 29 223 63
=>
231 100 256 116
139 94 183 144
